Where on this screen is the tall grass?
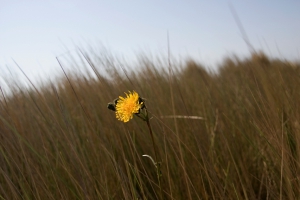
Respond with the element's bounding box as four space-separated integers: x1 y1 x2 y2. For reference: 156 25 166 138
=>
0 51 300 199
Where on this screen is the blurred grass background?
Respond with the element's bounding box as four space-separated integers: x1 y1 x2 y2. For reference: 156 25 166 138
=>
0 50 300 199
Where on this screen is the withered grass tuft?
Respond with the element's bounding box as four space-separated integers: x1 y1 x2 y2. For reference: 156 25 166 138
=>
0 51 300 199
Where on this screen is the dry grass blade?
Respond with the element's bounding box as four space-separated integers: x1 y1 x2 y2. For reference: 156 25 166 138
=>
0 50 299 199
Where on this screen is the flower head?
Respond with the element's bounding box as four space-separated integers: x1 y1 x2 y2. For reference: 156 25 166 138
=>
115 91 143 122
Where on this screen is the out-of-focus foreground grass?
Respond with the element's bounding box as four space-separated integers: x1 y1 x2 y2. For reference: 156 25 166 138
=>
0 51 300 199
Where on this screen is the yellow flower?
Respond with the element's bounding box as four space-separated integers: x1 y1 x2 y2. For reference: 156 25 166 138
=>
115 91 143 122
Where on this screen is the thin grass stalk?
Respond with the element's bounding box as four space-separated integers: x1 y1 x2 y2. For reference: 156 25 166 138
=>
167 32 192 199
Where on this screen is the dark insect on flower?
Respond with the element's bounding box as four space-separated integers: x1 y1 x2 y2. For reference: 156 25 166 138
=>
131 97 146 116
138 97 144 104
107 103 115 111
107 98 119 111
137 97 146 112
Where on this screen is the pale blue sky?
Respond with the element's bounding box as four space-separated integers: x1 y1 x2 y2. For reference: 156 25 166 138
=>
0 0 300 83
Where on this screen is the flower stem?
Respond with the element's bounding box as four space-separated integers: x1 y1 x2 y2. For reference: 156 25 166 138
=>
144 108 163 199
146 116 158 162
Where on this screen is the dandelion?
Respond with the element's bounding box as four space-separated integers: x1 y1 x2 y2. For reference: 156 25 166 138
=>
115 91 143 122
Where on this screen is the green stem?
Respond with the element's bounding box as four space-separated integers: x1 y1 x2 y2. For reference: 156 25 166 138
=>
144 109 163 199
146 116 158 162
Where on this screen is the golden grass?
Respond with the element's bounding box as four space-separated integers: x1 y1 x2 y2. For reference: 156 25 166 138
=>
0 51 300 199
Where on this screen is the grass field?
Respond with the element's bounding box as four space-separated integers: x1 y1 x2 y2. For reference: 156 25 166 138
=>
0 51 300 199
